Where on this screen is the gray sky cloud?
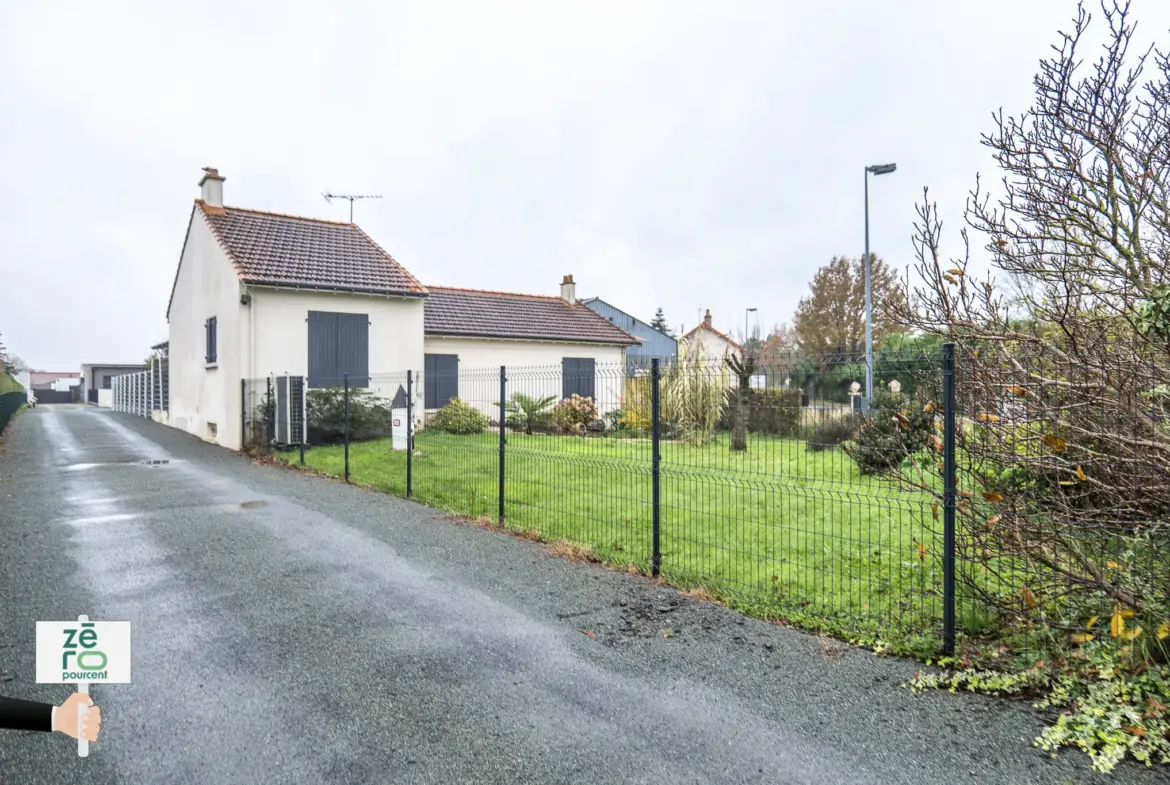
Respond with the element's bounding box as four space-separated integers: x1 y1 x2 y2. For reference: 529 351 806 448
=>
3 0 1168 369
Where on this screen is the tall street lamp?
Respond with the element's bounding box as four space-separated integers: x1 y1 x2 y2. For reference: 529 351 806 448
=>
864 162 896 402
745 307 757 352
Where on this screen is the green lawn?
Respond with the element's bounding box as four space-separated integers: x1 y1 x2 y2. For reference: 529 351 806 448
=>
281 430 945 649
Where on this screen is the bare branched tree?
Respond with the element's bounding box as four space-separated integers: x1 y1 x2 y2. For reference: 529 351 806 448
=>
887 0 1170 627
726 346 758 452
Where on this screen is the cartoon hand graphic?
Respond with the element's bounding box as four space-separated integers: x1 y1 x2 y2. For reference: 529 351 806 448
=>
53 693 101 743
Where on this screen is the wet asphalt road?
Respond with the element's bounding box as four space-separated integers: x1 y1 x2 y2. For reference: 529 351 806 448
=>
0 406 1164 784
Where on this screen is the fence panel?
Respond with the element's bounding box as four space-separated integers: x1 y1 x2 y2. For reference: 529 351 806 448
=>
241 348 961 647
0 391 28 434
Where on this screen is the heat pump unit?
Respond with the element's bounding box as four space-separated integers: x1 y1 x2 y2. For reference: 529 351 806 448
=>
274 375 307 447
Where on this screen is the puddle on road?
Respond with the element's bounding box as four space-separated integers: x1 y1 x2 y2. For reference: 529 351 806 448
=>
64 459 178 471
63 513 143 526
60 500 270 525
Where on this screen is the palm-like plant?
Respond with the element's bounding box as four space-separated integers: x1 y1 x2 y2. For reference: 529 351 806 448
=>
504 393 557 435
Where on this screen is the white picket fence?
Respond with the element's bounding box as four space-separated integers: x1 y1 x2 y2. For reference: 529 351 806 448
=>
110 359 168 418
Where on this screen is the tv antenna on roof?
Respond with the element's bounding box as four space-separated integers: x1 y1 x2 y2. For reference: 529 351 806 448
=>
322 192 382 224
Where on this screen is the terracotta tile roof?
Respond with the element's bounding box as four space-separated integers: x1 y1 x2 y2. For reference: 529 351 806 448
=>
196 200 426 297
423 287 640 345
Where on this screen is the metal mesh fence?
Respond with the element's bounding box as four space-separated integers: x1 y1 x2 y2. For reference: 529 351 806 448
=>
236 343 1170 652
240 349 969 648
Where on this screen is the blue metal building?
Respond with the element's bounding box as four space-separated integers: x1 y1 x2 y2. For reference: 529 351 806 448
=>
581 298 678 370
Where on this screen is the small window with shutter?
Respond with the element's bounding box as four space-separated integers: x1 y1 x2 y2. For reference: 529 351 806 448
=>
205 316 218 365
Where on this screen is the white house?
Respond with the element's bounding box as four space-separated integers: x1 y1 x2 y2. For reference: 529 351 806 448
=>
166 167 428 450
681 310 742 361
165 167 637 450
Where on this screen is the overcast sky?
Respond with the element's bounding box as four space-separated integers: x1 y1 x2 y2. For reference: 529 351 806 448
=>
3 0 1168 370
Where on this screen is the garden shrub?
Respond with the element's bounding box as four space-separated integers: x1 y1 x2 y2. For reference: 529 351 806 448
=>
718 387 804 436
662 344 726 445
844 388 933 475
429 397 489 434
621 376 653 430
553 394 597 429
806 415 856 452
305 387 394 445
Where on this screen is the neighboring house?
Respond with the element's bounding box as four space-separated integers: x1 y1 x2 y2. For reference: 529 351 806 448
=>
80 363 149 407
681 310 742 362
422 276 640 419
26 371 82 403
29 371 80 390
166 167 427 450
164 168 637 450
582 297 676 370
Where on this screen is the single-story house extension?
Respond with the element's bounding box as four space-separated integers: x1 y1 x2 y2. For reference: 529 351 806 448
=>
165 167 637 450
582 297 677 371
423 278 639 419
80 363 149 407
681 310 742 361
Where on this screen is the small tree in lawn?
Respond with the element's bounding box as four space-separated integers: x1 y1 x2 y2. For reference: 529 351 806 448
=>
726 347 758 452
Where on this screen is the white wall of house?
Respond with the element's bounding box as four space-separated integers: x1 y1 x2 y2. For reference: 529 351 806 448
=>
51 377 82 392
422 336 626 419
168 213 246 449
248 288 424 382
682 326 738 362
97 389 112 408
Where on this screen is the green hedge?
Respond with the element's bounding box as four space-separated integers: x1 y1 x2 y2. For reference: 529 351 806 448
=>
718 387 804 437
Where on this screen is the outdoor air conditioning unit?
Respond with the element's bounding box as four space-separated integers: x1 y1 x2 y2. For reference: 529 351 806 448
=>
273 374 307 448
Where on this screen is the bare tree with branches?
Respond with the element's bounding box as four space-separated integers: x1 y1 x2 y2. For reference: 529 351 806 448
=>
887 0 1170 628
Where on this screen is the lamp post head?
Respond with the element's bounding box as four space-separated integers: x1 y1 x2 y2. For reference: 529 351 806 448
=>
866 163 897 175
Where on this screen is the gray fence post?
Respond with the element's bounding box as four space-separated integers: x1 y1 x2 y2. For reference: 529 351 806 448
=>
651 358 662 577
942 342 957 655
499 365 506 524
299 376 307 466
406 370 413 499
343 373 350 483
239 379 246 451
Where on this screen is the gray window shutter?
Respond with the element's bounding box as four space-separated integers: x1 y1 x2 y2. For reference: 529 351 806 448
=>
438 354 458 406
307 311 338 388
562 358 595 400
424 354 458 407
337 313 369 386
205 317 218 364
424 354 436 408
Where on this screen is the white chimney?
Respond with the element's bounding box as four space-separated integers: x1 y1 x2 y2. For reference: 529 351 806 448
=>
560 274 576 305
199 167 225 208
